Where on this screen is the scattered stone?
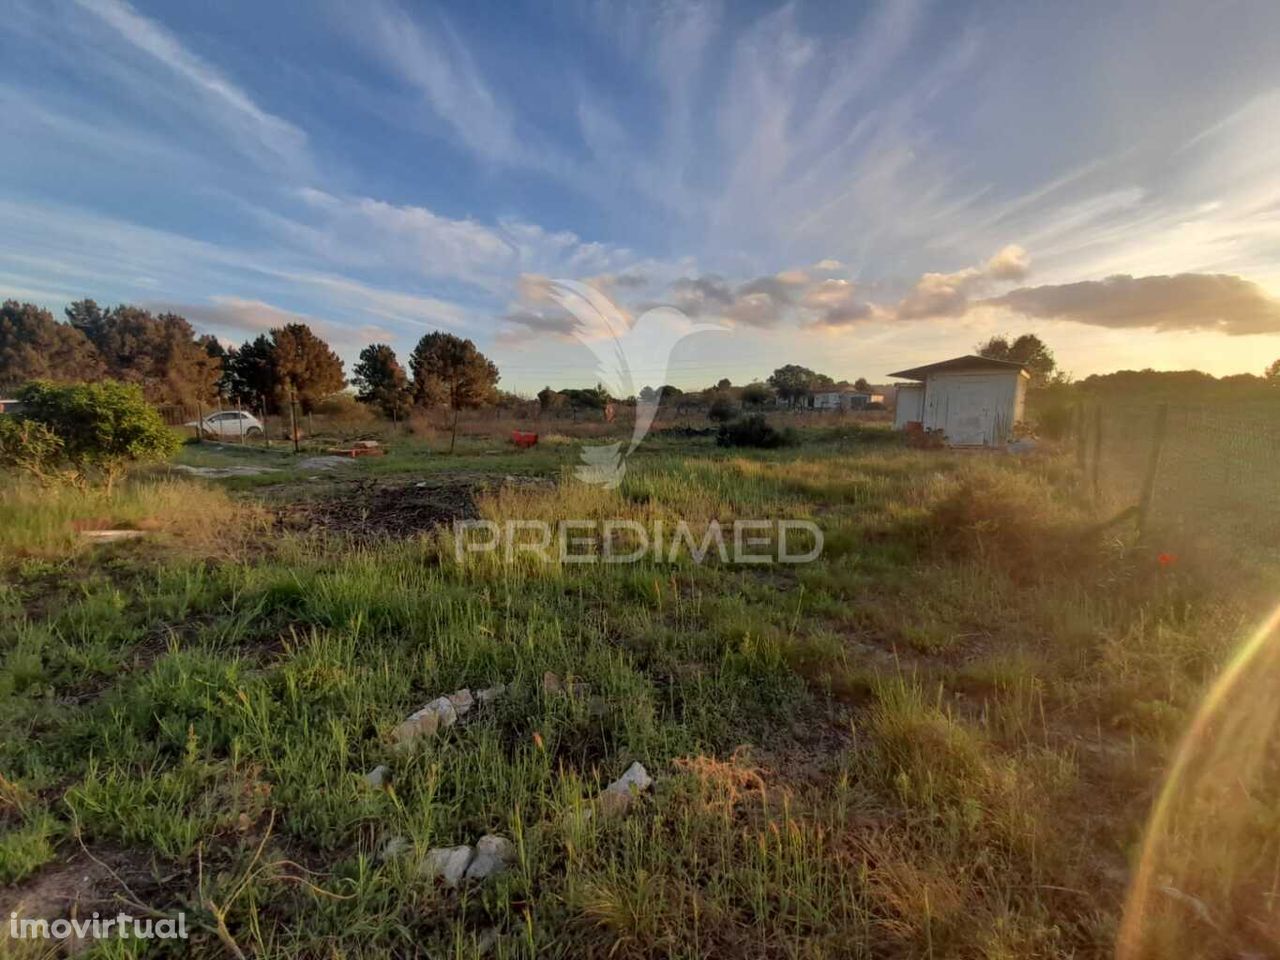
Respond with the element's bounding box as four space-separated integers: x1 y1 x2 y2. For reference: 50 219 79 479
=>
448 688 475 718
172 464 279 479
364 765 391 789
422 845 473 887
389 683 508 747
599 762 652 816
390 697 457 746
80 529 147 542
296 455 354 471
419 835 515 886
379 835 411 862
464 834 516 880
475 927 500 954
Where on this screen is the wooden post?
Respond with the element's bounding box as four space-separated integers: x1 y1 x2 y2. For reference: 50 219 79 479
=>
1075 402 1087 474
236 398 244 443
195 398 203 443
1136 403 1169 537
1091 406 1103 503
261 393 271 448
289 385 300 454
449 406 460 454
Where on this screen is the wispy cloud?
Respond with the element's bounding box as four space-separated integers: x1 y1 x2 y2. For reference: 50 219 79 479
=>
357 1 527 167
73 0 309 170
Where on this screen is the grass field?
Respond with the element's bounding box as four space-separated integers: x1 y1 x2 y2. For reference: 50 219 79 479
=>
1 423 1277 957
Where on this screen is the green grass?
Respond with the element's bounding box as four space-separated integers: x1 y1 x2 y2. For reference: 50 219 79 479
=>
0 428 1274 957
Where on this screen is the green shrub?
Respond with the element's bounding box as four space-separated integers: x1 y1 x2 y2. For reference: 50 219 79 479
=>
715 413 794 448
707 396 737 423
1034 402 1074 440
13 381 180 492
0 416 67 485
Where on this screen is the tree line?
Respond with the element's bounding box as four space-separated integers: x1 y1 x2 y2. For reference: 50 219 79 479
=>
0 299 502 419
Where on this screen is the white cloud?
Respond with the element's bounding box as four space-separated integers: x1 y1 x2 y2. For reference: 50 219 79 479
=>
73 0 308 169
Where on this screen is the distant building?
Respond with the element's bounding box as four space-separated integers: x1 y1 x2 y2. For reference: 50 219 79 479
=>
810 388 885 411
889 355 1028 446
0 399 27 416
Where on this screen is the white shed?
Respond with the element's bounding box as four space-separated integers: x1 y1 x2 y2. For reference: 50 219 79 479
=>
888 355 1029 446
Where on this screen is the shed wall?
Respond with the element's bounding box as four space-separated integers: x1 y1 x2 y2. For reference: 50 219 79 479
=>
893 384 925 428
922 371 1022 445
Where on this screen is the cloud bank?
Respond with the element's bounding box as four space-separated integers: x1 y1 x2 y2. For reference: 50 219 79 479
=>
987 273 1280 335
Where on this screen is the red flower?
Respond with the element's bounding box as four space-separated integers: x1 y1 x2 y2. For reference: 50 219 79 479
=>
1157 552 1178 569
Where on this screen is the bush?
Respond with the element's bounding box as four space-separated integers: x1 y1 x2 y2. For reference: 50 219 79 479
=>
13 381 180 492
0 417 67 485
1034 403 1074 440
715 414 795 449
707 396 738 423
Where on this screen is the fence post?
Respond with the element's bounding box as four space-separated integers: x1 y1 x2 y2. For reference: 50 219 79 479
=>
1136 403 1169 537
261 393 271 448
1075 402 1087 474
195 399 203 443
289 385 300 454
1091 406 1103 503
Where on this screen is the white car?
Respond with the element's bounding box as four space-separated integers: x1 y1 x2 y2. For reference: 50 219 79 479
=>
185 410 265 440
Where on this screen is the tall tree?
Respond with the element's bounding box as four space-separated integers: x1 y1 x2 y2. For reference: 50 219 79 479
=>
64 299 108 343
352 343 412 419
63 303 218 406
225 335 278 410
741 382 773 407
853 377 873 393
409 332 500 452
271 323 345 413
0 301 102 391
536 385 566 417
977 333 1057 385
768 364 823 406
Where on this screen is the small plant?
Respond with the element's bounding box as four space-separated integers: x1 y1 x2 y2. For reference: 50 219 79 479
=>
715 413 794 448
12 380 180 493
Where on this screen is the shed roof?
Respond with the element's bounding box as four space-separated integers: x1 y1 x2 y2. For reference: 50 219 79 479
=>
887 354 1029 381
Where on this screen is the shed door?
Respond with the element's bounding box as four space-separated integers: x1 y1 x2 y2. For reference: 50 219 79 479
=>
941 380 993 445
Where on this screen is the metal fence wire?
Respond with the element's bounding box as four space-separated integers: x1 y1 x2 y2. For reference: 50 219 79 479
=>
1076 399 1280 551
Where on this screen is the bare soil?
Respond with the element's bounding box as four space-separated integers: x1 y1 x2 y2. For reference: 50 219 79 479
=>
273 474 555 540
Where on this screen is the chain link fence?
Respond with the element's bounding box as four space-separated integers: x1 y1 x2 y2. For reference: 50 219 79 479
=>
1076 398 1280 553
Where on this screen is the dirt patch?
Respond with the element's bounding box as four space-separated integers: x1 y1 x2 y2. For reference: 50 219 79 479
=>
0 846 164 930
274 474 555 540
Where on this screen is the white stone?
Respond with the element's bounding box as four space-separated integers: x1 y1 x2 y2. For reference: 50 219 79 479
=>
476 684 506 704
390 697 457 746
422 845 473 886
364 765 391 788
424 697 458 728
448 688 475 717
599 762 652 816
606 762 652 794
464 834 516 880
297 456 353 471
379 835 411 861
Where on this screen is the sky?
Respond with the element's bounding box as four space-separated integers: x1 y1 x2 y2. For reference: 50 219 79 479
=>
3 0 1280 393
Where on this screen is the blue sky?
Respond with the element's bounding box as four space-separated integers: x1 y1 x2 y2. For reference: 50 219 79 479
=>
4 0 1280 391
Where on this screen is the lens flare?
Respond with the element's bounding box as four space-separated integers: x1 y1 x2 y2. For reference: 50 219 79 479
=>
1119 601 1280 957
